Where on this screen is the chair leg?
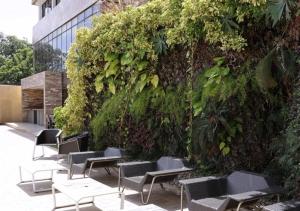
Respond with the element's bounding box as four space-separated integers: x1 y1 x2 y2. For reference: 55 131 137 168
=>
236 202 243 211
140 177 157 205
32 144 36 160
42 146 45 157
159 183 165 190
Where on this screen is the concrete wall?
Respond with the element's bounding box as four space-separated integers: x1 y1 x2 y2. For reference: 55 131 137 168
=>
33 0 99 43
0 85 22 123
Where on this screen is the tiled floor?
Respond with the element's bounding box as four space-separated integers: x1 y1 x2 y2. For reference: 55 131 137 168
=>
0 125 188 211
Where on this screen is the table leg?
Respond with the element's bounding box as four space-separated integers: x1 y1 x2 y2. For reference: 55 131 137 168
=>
76 201 80 211
19 166 23 182
51 170 54 182
32 172 37 192
52 185 56 210
180 185 183 211
120 192 125 210
118 167 121 192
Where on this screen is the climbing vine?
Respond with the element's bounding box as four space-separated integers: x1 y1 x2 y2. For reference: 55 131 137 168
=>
55 0 300 194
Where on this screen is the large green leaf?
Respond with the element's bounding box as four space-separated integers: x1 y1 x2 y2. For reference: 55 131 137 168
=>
108 81 116 95
267 0 293 26
255 49 278 89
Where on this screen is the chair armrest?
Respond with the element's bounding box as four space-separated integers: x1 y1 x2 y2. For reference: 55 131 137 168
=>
118 161 156 177
179 176 219 185
35 130 44 138
68 151 101 164
87 156 122 163
56 130 63 138
147 168 193 177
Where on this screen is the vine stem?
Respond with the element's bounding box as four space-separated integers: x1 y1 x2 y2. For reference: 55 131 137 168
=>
186 41 196 160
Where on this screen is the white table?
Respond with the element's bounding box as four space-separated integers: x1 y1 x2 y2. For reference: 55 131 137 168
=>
19 160 66 193
52 178 125 211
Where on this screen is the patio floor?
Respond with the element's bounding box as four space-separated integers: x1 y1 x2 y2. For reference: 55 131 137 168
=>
0 125 188 211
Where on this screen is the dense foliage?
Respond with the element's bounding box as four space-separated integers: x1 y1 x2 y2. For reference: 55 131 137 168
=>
55 0 300 197
0 33 34 85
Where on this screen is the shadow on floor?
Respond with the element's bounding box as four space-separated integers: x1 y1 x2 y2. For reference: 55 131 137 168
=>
17 181 56 197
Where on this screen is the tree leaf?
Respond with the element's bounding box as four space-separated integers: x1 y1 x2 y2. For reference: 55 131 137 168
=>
151 75 159 88
267 0 293 27
109 81 116 95
219 142 226 150
255 48 278 89
222 147 230 156
121 53 134 66
95 76 104 93
137 60 148 71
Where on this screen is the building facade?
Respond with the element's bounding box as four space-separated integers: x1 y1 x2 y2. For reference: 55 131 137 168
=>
22 0 100 127
23 0 147 127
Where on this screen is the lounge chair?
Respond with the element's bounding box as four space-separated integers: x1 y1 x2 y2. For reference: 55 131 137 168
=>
118 156 192 204
58 132 89 155
68 147 125 179
180 171 284 211
32 129 62 160
263 200 300 211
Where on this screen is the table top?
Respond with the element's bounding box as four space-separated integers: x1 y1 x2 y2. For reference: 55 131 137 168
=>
53 178 118 200
20 160 65 172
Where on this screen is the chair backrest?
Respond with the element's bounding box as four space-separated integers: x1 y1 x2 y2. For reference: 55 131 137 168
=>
77 132 89 151
156 156 187 171
36 129 61 145
104 147 124 157
226 171 275 194
186 178 227 202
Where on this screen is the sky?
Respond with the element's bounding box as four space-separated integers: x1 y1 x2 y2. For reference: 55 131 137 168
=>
0 0 38 43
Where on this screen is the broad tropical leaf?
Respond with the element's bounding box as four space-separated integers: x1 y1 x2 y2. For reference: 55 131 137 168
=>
255 49 278 89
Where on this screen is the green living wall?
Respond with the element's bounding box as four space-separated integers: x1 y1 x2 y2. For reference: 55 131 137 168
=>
55 0 300 197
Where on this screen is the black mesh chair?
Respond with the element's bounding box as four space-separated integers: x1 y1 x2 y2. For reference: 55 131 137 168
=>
68 147 125 179
180 171 284 211
58 132 89 155
118 156 192 204
32 129 62 160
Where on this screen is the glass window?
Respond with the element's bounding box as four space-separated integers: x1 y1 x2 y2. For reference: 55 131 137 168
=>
42 0 52 18
77 13 84 23
61 32 67 53
49 33 53 41
93 4 100 14
66 29 72 52
77 21 84 28
57 35 62 51
53 37 57 50
67 21 72 30
61 24 67 33
71 25 77 42
52 30 57 38
84 17 92 28
71 17 78 26
57 27 61 35
85 7 93 18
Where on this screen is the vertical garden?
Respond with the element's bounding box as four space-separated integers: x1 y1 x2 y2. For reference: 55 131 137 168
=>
54 0 300 197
